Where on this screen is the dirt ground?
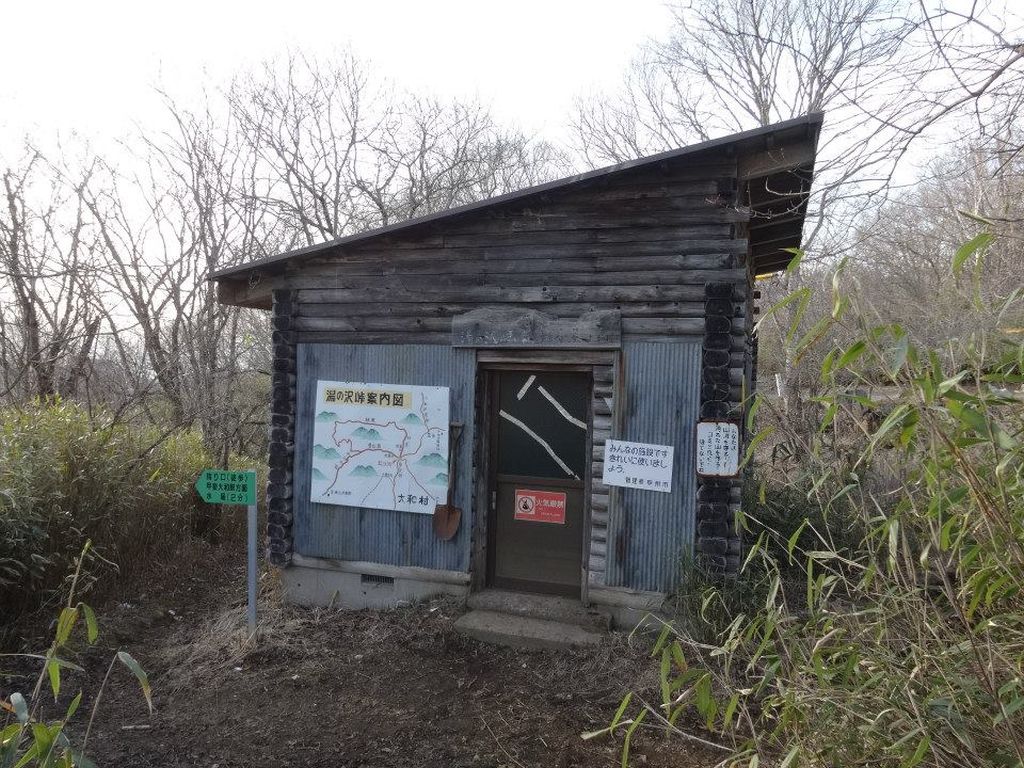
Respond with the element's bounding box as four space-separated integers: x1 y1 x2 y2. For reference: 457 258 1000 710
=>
15 556 723 768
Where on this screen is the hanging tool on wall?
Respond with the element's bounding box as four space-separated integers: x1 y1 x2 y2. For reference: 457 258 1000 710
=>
433 422 463 540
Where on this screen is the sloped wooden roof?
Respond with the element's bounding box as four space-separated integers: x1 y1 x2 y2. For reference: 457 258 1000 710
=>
215 113 822 291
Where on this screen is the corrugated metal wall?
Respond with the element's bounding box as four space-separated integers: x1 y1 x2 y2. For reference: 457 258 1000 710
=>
293 344 475 572
293 340 699 591
606 341 701 592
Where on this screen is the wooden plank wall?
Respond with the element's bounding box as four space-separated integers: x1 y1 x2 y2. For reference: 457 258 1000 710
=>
233 159 751 350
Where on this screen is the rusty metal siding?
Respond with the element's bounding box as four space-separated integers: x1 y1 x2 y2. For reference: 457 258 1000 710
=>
606 341 701 592
292 343 475 572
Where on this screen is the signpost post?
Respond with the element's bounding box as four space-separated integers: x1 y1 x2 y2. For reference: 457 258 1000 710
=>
196 469 258 634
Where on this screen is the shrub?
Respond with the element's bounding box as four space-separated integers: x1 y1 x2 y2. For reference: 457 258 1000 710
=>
602 230 1024 766
1 543 151 767
742 472 867 572
668 553 777 646
0 402 223 629
669 476 868 647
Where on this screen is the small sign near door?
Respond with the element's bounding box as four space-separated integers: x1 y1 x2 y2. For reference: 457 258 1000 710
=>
602 439 674 492
514 489 567 524
696 421 740 477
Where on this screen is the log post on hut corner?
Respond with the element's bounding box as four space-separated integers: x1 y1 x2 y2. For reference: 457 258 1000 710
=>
268 289 298 566
696 281 744 574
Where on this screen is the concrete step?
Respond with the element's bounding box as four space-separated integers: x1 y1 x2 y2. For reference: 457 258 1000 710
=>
454 610 604 651
466 589 612 631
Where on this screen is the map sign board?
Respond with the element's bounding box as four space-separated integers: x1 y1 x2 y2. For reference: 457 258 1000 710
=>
695 421 740 477
310 380 450 514
602 439 674 493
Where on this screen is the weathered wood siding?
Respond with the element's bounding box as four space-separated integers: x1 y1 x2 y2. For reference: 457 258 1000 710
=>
229 159 752 352
587 357 617 589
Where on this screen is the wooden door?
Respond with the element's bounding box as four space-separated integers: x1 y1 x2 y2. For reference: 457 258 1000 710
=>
487 370 590 595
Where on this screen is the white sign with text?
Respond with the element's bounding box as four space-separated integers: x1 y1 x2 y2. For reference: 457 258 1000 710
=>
602 439 674 493
695 421 740 477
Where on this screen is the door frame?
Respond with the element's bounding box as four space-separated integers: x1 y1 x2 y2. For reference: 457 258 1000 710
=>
473 362 594 601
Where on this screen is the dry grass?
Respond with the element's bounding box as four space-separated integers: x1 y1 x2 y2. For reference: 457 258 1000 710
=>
153 572 661 704
76 575 721 768
154 573 330 690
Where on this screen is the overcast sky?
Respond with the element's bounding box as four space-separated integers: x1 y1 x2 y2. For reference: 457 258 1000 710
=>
1 0 671 149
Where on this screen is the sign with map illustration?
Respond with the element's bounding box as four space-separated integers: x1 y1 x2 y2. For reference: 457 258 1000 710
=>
310 380 450 514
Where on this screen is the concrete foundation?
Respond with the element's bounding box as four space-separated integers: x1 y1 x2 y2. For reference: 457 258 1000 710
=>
282 556 469 609
468 589 610 630
279 554 667 632
587 586 668 631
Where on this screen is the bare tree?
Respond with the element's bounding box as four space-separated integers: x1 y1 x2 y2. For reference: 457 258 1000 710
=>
567 0 918 416
80 96 271 462
68 50 565 457
360 95 568 225
1 49 567 463
228 52 566 248
576 0 904 155
572 0 1024 219
887 1 1024 167
850 138 1024 351
147 93 276 462
0 146 101 402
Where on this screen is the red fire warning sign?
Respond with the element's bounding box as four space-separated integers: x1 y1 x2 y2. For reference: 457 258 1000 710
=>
514 489 567 524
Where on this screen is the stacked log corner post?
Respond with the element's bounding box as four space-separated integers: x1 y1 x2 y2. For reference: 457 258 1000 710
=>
697 282 743 575
268 289 297 567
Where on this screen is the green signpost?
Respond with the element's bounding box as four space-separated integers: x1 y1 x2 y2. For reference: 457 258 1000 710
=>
195 469 257 506
196 468 259 634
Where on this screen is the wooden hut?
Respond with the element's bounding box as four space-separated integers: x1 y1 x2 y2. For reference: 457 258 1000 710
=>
214 114 822 627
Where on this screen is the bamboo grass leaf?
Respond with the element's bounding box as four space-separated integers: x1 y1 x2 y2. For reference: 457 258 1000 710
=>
952 231 993 274
64 692 82 722
55 608 78 647
116 652 152 713
837 340 867 369
785 247 804 274
81 605 99 645
47 660 60 701
780 746 800 768
904 735 931 768
610 692 632 732
621 709 648 768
